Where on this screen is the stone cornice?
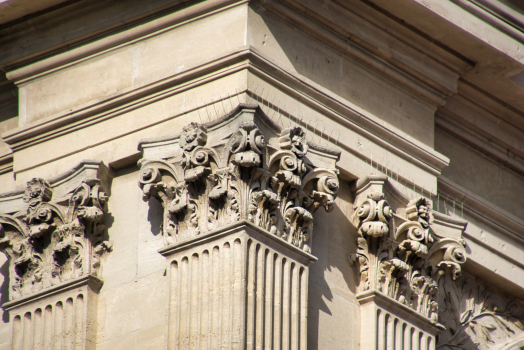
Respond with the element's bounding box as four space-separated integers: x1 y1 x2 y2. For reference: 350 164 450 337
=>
2 48 449 178
0 0 203 71
3 0 243 81
3 0 471 100
452 0 524 45
438 175 524 242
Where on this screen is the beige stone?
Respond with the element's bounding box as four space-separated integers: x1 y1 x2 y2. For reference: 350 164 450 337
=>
0 0 524 349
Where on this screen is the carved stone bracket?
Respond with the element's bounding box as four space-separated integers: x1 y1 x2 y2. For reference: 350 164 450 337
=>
0 160 112 301
351 174 467 321
138 104 340 253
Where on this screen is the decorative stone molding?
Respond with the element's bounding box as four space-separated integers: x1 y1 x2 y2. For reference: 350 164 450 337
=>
138 103 340 252
0 161 111 349
437 273 524 350
350 174 467 349
138 104 340 349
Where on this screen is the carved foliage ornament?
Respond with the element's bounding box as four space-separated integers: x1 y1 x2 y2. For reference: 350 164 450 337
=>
437 273 524 350
351 194 466 321
0 177 111 299
138 106 339 252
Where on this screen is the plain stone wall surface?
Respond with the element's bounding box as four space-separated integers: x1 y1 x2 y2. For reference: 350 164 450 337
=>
96 165 167 349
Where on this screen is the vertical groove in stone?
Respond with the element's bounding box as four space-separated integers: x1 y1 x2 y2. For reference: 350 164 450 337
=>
211 246 220 350
386 314 393 350
74 295 84 350
255 247 265 349
168 261 179 350
44 306 53 350
65 298 74 350
246 240 256 350
34 309 43 349
290 263 298 350
394 319 401 350
179 257 189 349
402 323 407 350
22 312 32 350
376 309 382 350
273 254 282 350
190 254 200 349
13 315 22 350
54 302 63 350
232 239 243 349
200 251 210 350
281 258 290 350
264 250 274 350
299 267 307 350
221 243 231 349
164 236 310 350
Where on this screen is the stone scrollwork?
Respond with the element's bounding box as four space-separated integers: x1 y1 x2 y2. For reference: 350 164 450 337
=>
437 273 524 350
351 181 467 322
0 161 112 300
138 104 340 252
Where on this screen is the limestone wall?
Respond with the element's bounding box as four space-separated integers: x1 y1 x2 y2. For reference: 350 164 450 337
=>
0 0 523 349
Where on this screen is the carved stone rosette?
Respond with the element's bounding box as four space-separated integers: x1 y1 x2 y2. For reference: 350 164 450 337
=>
0 161 111 349
138 104 340 350
138 104 340 252
351 175 467 350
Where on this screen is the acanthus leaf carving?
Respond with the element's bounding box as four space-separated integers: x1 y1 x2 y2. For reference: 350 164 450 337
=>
0 162 112 300
138 104 340 252
351 184 467 322
437 273 524 350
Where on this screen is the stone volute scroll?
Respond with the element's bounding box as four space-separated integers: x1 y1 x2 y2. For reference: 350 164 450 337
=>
0 160 112 349
138 103 340 349
350 174 467 350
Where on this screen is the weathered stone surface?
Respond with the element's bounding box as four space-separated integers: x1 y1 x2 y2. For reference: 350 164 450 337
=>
0 0 524 349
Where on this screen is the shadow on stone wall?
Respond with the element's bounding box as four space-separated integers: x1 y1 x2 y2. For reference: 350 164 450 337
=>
0 257 8 322
308 181 359 350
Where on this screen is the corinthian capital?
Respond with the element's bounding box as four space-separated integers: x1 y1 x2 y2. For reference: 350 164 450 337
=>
0 160 112 300
351 175 467 322
138 104 340 253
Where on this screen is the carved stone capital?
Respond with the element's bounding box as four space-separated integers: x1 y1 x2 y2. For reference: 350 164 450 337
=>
138 104 340 253
351 175 467 322
138 104 339 350
0 160 112 301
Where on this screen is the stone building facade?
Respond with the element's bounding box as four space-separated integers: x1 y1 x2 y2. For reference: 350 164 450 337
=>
0 0 523 349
